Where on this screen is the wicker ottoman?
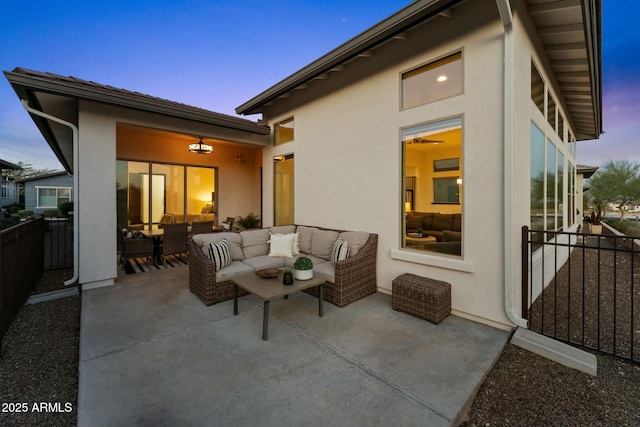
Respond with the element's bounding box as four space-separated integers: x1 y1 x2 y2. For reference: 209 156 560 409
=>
392 273 451 324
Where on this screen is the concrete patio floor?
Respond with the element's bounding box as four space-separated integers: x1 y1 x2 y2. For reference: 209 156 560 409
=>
79 265 510 426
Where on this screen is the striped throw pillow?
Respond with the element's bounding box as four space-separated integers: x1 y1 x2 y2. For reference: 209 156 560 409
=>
331 238 350 265
208 238 231 271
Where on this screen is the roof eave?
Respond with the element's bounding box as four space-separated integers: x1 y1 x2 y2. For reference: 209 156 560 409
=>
5 70 270 136
236 0 463 115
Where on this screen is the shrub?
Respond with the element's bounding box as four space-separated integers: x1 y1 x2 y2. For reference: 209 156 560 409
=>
44 209 60 217
293 256 313 270
4 204 23 215
59 202 74 217
17 209 33 219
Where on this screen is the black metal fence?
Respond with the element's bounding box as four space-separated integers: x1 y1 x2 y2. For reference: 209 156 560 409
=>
522 225 640 363
0 217 46 348
44 217 74 270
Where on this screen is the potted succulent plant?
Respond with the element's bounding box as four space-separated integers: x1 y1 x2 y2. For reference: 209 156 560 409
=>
293 256 314 280
590 211 602 234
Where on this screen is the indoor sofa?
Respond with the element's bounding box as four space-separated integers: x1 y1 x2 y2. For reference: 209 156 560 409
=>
187 225 378 308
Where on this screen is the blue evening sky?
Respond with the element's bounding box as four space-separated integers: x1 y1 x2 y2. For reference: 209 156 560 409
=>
0 0 637 170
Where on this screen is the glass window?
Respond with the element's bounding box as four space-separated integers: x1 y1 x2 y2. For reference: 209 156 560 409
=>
402 52 463 109
547 93 556 130
274 154 294 225
557 151 564 231
274 118 294 145
36 187 72 208
546 139 556 235
558 114 564 142
402 117 462 256
116 160 216 228
530 122 545 246
531 61 545 116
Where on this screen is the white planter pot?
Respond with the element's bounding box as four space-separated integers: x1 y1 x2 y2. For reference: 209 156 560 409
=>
294 269 313 280
591 224 602 234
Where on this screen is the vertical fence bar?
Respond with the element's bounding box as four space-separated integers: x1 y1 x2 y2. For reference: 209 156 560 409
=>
567 230 573 343
521 226 529 320
597 234 602 353
554 230 558 338
632 238 636 361
613 234 618 357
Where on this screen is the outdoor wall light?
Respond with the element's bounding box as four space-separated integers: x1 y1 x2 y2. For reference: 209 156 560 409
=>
188 137 213 154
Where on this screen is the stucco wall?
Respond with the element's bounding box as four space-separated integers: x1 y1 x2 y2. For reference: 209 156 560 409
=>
76 102 263 288
259 2 514 328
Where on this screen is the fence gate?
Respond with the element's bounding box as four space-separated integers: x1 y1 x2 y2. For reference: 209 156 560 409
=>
522 225 639 363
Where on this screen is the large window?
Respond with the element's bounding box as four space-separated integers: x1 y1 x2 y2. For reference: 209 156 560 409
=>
36 187 71 208
531 61 545 115
402 52 463 109
116 161 216 228
274 154 294 225
402 117 462 256
274 118 294 145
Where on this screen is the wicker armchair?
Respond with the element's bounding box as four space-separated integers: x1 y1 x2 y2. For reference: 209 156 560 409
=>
161 222 188 266
117 227 154 270
191 221 214 234
187 237 249 305
304 233 378 307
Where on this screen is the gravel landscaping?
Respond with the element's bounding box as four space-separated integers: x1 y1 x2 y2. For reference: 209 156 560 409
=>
1 267 639 426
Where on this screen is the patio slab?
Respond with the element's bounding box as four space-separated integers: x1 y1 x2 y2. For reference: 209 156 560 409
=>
79 266 509 426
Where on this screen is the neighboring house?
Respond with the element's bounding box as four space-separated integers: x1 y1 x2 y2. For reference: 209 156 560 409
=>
0 159 22 206
15 171 73 215
4 0 601 330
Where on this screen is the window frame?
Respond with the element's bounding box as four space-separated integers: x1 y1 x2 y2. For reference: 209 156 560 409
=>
35 186 73 209
274 117 294 146
401 51 463 110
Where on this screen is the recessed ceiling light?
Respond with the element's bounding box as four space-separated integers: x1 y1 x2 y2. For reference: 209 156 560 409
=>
437 75 448 82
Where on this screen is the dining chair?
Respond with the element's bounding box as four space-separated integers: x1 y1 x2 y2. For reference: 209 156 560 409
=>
161 222 188 266
191 220 214 234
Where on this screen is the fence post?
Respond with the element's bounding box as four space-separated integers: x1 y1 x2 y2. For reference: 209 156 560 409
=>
521 225 529 320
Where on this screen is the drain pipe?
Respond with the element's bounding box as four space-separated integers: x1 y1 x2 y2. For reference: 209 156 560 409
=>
496 0 527 327
21 99 79 286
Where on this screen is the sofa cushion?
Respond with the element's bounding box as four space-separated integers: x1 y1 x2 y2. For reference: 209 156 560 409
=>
338 231 370 257
311 228 339 260
452 214 462 232
443 230 462 242
406 213 423 230
192 232 244 260
313 262 336 284
296 226 316 254
331 238 350 265
216 260 254 282
240 229 270 258
421 212 435 230
268 233 295 258
241 255 286 271
270 225 296 235
207 239 231 271
431 213 453 231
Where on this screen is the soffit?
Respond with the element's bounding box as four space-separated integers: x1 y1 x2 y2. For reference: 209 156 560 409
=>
235 0 465 116
525 0 602 140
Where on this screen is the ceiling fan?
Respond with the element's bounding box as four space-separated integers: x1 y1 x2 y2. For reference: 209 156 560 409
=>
407 137 444 144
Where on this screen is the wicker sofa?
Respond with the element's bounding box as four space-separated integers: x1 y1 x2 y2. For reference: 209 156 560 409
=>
188 225 377 308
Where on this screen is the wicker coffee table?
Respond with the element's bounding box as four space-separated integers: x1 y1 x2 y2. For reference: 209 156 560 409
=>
232 272 325 340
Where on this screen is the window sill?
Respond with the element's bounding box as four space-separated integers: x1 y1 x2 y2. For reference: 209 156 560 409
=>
390 248 475 273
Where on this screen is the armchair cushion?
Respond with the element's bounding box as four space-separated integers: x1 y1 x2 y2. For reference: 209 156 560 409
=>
311 228 339 260
240 229 270 258
296 226 316 254
338 231 370 257
193 232 244 260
